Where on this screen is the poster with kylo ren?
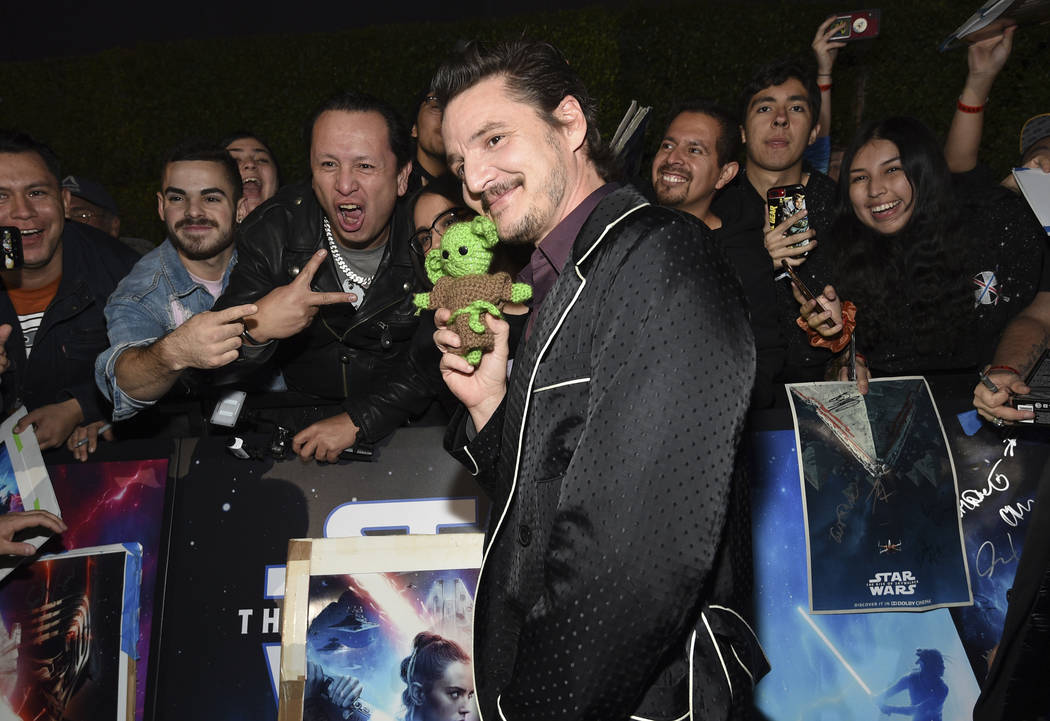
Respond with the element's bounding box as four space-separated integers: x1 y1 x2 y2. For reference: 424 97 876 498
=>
0 543 141 721
280 534 483 721
787 377 973 613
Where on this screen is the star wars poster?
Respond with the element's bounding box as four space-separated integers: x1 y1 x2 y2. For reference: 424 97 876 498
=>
944 410 1049 685
279 534 483 721
750 427 981 720
44 444 170 721
0 543 141 721
786 378 972 613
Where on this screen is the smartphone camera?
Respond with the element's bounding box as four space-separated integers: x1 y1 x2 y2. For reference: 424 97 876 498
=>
0 227 24 270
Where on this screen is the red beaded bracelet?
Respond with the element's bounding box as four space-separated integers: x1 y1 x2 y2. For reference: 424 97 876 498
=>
818 83 832 92
986 365 1022 377
957 98 985 114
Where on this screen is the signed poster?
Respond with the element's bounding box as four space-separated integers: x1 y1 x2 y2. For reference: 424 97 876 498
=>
750 427 980 720
946 413 1049 684
787 378 972 613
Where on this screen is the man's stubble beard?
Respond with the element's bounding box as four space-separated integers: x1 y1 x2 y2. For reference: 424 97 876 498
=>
170 221 235 262
492 131 568 246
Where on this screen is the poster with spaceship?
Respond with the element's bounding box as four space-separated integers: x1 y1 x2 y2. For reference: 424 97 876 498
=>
278 533 483 721
786 378 972 613
0 407 61 581
750 425 981 720
0 542 142 721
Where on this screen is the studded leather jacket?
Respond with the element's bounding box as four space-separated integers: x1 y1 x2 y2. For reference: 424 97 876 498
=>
213 182 422 405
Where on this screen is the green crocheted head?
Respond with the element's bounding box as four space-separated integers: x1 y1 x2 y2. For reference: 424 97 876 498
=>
424 216 499 283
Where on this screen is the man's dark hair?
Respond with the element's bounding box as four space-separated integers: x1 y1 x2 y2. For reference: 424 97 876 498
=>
665 99 741 166
221 130 282 185
304 91 412 170
431 39 621 181
738 58 821 131
0 130 62 184
162 140 244 204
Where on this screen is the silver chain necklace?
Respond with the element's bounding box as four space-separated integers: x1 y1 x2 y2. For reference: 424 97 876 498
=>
323 216 373 290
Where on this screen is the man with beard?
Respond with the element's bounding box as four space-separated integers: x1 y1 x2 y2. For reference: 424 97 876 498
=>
95 142 258 424
434 40 765 721
651 100 784 407
0 130 138 452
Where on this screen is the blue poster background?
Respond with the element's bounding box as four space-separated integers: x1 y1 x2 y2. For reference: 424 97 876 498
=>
751 428 980 719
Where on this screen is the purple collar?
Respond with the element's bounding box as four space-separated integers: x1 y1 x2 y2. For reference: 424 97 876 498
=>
518 183 618 312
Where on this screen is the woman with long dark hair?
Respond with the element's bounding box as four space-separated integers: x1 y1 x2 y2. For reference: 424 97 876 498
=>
796 115 1046 387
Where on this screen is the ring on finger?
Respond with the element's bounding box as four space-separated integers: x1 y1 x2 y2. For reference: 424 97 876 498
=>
992 417 1005 427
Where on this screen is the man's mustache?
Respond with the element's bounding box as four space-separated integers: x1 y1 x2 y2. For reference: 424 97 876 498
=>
481 180 522 213
174 217 219 230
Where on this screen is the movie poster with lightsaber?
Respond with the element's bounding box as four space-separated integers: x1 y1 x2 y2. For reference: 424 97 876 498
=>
786 378 972 613
750 427 980 720
279 534 484 721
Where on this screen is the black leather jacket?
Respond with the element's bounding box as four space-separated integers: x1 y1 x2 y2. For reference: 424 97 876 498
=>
214 182 422 404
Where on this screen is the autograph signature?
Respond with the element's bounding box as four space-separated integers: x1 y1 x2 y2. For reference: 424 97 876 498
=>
829 478 860 544
1000 497 1035 528
959 458 1010 518
975 532 1019 578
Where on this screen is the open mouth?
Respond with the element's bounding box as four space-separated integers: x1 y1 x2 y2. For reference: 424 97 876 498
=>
870 199 902 218
242 177 261 198
656 163 690 184
337 203 364 233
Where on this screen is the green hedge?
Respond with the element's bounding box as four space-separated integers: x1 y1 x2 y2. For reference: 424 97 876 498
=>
1 0 1046 240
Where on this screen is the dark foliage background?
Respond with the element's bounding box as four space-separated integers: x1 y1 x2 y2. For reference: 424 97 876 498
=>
1 0 1046 241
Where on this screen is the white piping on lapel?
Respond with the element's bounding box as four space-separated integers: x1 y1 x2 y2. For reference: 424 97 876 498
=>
470 200 649 721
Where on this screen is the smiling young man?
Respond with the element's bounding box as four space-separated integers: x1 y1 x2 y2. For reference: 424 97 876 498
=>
433 40 766 721
94 142 261 428
212 91 421 462
0 130 138 451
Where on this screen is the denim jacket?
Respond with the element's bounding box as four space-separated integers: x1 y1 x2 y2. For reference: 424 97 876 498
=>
95 239 238 420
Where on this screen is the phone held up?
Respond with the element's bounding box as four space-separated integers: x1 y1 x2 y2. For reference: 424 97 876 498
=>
781 260 835 330
0 227 24 270
828 9 881 41
767 184 810 248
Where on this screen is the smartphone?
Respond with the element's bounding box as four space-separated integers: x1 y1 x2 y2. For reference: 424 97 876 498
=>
767 184 810 251
210 389 247 427
782 261 835 329
828 9 881 41
1011 349 1050 424
0 227 24 270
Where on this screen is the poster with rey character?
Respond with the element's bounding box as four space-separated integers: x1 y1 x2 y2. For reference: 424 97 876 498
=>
786 378 972 613
278 534 483 721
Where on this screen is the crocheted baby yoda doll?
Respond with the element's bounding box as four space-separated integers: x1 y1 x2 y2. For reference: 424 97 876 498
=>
414 216 532 366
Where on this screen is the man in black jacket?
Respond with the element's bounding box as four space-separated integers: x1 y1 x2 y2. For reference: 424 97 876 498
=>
213 91 419 462
0 130 137 451
434 40 765 721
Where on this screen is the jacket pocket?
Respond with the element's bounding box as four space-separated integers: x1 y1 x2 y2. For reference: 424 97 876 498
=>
62 326 108 361
526 377 589 482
